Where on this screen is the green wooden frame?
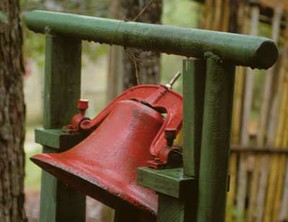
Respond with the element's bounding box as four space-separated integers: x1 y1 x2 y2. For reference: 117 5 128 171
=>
24 10 278 222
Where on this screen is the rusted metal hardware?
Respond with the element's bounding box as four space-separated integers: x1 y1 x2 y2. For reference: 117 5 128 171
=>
64 99 90 133
31 84 183 217
64 84 182 165
148 128 182 169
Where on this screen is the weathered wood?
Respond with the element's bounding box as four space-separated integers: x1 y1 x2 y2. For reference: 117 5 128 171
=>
39 35 85 222
230 145 288 154
137 167 194 199
197 54 235 222
237 5 260 220
35 129 88 151
226 1 244 220
183 59 206 178
157 194 184 222
24 10 278 69
264 48 288 222
227 68 245 222
0 0 26 221
278 96 288 221
257 5 283 222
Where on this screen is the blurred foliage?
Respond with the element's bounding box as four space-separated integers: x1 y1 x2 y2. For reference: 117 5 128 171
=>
25 146 42 189
21 0 110 68
161 0 200 93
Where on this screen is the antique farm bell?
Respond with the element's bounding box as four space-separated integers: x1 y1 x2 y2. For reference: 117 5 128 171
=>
31 80 183 218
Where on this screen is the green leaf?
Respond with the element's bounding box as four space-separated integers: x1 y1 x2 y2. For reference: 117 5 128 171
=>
0 11 8 24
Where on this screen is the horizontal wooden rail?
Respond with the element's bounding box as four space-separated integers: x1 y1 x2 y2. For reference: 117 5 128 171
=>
24 10 278 69
231 145 288 154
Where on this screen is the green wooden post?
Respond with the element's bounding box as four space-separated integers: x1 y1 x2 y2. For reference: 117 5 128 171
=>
183 58 206 177
158 195 184 222
197 54 235 222
39 35 85 222
182 59 206 222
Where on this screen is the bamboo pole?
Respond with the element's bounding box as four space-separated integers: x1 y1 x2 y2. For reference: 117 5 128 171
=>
221 0 230 32
257 4 283 146
237 3 260 220
255 4 283 222
278 103 288 221
271 78 288 221
225 1 240 221
227 67 245 222
271 25 288 222
213 0 222 30
258 5 283 222
203 0 214 30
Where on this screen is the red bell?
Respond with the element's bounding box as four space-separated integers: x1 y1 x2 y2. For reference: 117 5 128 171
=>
31 85 182 219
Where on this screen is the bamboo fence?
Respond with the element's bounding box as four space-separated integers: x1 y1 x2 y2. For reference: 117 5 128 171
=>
199 0 288 221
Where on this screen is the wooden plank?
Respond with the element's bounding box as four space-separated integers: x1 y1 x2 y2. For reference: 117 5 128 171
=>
183 59 206 178
197 54 235 222
39 35 85 222
35 128 87 150
137 167 195 199
230 146 288 154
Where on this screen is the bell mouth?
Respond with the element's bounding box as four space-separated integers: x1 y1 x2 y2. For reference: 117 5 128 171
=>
31 153 157 217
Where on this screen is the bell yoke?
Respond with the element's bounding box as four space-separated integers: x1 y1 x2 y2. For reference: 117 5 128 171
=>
31 84 183 216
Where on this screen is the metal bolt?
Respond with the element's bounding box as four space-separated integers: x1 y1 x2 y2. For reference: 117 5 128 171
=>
78 99 89 115
164 128 177 147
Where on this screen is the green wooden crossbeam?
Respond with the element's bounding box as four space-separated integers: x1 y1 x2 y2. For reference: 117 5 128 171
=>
137 167 195 199
35 128 88 150
24 10 278 69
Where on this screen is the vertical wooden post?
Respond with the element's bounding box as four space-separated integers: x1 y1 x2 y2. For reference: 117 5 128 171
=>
183 58 206 178
182 59 206 222
39 35 85 222
197 54 235 222
157 195 184 222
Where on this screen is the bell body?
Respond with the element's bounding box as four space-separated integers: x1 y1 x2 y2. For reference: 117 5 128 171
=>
31 100 164 216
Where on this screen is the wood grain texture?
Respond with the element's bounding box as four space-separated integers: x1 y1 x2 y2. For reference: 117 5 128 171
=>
0 0 27 221
157 194 184 222
183 59 206 178
137 167 194 199
35 128 88 151
197 54 235 222
39 35 86 222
